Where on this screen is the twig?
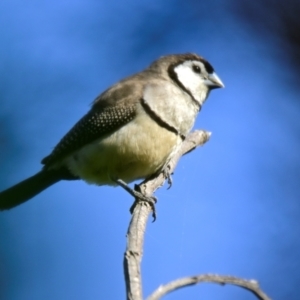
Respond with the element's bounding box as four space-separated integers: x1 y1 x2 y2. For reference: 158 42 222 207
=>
123 130 211 300
146 274 271 300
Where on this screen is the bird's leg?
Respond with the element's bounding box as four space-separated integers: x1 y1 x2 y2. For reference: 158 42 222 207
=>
114 179 157 221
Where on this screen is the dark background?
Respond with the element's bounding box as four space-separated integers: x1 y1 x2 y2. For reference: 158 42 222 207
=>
1 0 300 299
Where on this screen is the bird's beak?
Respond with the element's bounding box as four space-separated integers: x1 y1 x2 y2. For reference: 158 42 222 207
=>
205 72 224 89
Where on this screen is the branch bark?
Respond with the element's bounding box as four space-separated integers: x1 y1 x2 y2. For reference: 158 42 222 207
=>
123 129 271 300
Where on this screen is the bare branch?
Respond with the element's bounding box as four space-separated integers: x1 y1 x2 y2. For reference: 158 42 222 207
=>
146 274 271 300
123 130 211 300
123 129 271 300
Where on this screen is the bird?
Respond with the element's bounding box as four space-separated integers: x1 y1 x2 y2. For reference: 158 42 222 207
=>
0 53 224 210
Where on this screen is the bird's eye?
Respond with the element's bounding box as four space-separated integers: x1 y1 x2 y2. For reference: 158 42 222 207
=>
192 65 201 73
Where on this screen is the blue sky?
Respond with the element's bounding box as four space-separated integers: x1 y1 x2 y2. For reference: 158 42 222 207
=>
1 1 300 299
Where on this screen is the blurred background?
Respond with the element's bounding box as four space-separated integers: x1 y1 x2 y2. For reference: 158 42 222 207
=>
1 0 300 299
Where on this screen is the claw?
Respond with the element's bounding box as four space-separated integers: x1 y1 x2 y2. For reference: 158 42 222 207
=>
114 179 157 221
163 166 173 189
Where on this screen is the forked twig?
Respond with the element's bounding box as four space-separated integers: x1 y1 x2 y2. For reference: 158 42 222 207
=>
123 130 271 300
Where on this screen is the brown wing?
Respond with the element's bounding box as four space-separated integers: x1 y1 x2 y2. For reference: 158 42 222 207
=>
41 83 144 168
41 73 150 167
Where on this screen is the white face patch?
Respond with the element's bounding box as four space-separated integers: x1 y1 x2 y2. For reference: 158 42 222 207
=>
173 60 209 105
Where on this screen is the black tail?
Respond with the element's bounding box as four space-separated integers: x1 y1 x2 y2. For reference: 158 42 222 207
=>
0 169 76 210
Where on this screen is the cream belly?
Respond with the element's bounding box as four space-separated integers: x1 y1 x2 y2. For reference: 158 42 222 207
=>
65 108 182 185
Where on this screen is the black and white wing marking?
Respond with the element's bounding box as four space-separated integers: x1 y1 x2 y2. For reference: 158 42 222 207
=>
41 104 136 167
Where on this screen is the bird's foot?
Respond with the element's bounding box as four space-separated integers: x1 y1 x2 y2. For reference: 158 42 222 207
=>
163 165 173 189
114 179 157 221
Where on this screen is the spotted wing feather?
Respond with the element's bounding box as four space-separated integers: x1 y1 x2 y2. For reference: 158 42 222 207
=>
41 105 136 167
